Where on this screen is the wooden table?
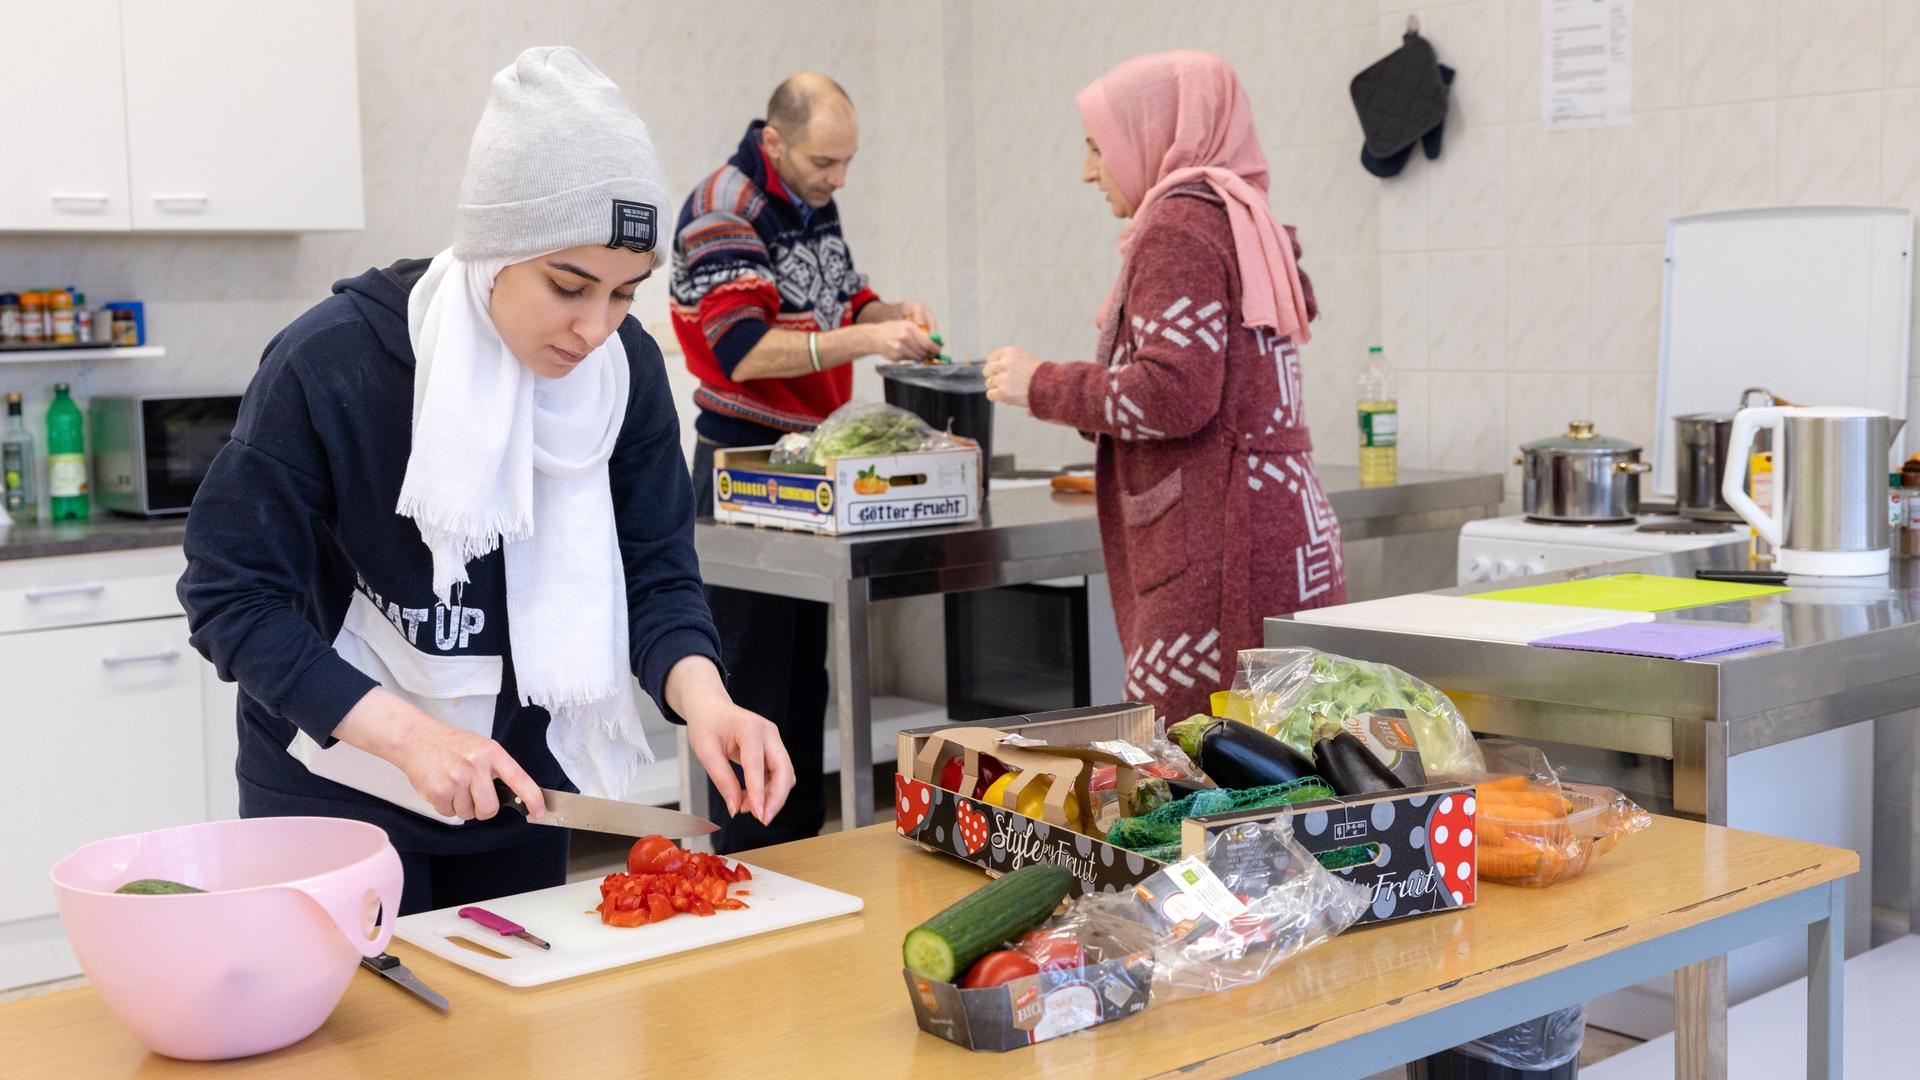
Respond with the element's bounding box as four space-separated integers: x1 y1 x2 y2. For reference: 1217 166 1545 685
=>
4 816 1855 1079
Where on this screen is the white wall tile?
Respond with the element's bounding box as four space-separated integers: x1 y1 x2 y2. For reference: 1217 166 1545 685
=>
1429 371 1509 472
1394 370 1432 469
1381 253 1430 369
1506 247 1590 371
1504 0 1541 125
1589 110 1681 244
1777 92 1883 205
1634 0 1684 110
1590 373 1661 453
1427 124 1507 249
1883 89 1920 208
1590 244 1666 373
1303 367 1359 466
1889 0 1920 87
1302 256 1384 372
1424 2 1509 126
1680 0 1780 105
1427 250 1507 370
1274 144 1381 259
1508 373 1590 460
1678 102 1778 214
1507 125 1590 246
1379 166 1430 251
1781 0 1884 95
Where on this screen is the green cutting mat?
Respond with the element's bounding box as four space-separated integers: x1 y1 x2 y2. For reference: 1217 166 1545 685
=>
1467 573 1788 613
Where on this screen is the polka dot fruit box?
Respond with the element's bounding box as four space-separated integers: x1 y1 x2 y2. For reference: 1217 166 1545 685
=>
894 704 1478 927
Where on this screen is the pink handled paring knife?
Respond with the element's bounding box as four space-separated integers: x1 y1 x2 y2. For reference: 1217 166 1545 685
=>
458 906 551 950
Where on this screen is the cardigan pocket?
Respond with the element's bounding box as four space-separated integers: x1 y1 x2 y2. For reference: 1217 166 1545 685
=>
1119 466 1188 594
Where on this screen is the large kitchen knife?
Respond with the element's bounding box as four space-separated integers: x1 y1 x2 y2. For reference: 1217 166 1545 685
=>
493 780 718 839
360 952 450 1013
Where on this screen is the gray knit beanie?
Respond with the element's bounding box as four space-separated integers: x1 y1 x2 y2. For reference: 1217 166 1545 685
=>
452 47 669 261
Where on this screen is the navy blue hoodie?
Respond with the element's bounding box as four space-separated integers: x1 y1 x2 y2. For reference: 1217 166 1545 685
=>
178 259 721 855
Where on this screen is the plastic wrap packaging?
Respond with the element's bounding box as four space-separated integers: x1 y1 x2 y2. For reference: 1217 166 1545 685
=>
1227 649 1486 781
1474 739 1653 887
767 402 977 467
1104 777 1335 862
1047 815 1367 1000
1454 1005 1587 1071
1087 733 1204 826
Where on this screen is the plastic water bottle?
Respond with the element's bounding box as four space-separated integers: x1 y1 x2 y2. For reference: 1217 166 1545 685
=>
47 383 88 521
1357 346 1398 487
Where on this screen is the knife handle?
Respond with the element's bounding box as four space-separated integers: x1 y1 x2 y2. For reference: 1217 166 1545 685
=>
494 778 533 817
458 906 526 938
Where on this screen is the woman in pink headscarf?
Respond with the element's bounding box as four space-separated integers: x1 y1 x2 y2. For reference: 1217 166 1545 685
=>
985 50 1346 721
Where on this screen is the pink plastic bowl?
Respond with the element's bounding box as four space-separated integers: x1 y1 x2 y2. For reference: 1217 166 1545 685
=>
51 816 402 1061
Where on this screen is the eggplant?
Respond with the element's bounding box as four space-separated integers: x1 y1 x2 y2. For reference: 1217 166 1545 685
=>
1168 714 1315 789
1311 730 1408 796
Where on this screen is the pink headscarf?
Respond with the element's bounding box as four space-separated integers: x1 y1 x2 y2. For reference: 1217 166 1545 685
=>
1077 51 1314 343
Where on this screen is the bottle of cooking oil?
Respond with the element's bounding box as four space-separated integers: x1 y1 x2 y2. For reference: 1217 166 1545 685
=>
1357 345 1398 487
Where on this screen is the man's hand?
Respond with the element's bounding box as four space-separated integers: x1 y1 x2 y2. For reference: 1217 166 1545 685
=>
333 687 546 821
861 319 942 363
666 656 796 824
898 299 939 335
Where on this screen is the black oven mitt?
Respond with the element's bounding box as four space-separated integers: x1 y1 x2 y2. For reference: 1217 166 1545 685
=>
1351 31 1451 177
1360 64 1454 178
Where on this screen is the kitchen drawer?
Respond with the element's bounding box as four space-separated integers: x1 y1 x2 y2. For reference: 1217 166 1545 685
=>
0 547 188 635
0 616 206 924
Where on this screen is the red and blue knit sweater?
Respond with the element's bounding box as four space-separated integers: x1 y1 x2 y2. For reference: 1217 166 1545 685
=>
670 121 880 446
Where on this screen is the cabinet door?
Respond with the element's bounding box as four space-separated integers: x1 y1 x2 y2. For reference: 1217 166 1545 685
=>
0 0 132 230
120 0 363 232
0 617 205 924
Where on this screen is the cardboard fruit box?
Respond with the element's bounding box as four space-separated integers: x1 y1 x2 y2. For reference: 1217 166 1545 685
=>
711 445 979 535
895 703 1476 926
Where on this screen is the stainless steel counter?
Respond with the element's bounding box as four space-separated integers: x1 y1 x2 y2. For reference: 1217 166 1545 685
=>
0 515 186 561
1264 545 1920 1078
691 465 1503 829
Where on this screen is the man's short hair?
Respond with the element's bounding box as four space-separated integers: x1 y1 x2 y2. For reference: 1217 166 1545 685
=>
766 74 853 143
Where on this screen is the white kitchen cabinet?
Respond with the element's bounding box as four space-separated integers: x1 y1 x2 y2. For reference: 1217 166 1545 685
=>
0 0 133 231
0 616 207 926
0 0 362 234
0 545 231 989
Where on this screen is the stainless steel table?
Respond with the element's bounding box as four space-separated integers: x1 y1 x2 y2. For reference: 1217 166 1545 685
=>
687 465 1502 829
1264 545 1920 1078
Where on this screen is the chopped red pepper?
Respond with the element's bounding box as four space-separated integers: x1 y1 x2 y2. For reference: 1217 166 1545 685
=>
597 836 753 927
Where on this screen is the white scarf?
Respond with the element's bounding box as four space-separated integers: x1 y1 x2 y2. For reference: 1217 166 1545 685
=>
400 248 650 798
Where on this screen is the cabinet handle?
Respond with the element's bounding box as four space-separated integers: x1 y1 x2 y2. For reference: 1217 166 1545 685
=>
152 193 210 211
101 650 181 668
50 192 111 209
24 584 105 602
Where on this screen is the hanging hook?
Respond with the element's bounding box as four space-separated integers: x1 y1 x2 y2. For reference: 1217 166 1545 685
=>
1407 13 1421 35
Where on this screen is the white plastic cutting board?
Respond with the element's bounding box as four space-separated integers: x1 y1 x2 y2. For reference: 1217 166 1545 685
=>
1290 593 1652 644
1653 206 1913 499
393 863 863 987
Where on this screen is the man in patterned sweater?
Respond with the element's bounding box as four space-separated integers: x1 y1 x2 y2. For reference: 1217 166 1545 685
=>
673 72 940 852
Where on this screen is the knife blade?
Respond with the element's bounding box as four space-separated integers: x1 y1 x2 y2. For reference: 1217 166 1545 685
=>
493 780 719 839
360 952 450 1013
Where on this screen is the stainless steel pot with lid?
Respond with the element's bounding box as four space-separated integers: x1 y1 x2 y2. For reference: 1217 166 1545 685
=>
1673 387 1780 521
1517 420 1652 524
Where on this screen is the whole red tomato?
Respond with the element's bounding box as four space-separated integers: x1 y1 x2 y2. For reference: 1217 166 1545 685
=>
960 949 1040 989
1017 928 1085 972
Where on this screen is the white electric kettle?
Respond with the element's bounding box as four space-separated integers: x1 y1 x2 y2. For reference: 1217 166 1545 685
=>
1721 406 1904 576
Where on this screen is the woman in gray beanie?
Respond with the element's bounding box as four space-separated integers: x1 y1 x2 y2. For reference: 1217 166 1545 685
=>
179 48 793 913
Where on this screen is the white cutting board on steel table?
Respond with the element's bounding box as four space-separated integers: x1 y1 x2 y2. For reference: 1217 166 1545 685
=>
1290 593 1651 644
393 864 862 987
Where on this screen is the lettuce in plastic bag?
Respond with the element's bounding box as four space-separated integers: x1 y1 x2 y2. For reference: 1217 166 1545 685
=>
1228 648 1484 780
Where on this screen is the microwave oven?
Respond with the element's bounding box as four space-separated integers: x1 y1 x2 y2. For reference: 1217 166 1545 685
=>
90 394 242 516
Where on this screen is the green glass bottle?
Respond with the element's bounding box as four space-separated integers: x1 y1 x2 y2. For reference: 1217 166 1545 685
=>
46 383 87 521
